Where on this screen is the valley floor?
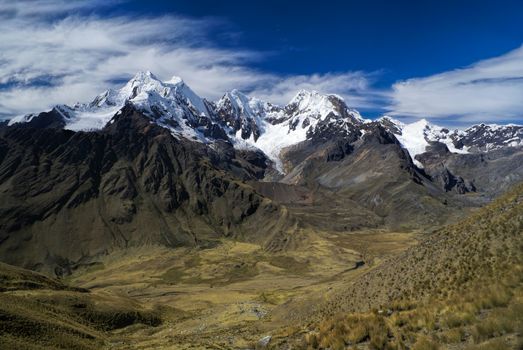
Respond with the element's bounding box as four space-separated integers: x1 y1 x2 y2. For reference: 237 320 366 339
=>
67 229 419 349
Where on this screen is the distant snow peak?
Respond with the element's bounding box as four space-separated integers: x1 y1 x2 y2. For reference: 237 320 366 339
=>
379 117 469 167
216 89 279 122
461 122 523 151
165 75 184 85
394 119 433 168
379 116 523 165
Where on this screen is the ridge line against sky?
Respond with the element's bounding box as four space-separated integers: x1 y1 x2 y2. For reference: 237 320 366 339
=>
0 0 522 126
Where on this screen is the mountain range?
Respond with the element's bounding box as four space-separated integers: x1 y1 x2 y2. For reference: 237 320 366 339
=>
9 71 522 172
1 71 523 275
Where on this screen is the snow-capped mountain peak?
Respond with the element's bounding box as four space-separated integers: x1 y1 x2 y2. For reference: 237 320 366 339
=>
11 71 213 141
379 116 468 167
220 90 365 171
380 116 523 167
120 71 208 117
165 75 184 85
79 71 209 118
460 123 523 151
216 89 276 121
285 90 362 123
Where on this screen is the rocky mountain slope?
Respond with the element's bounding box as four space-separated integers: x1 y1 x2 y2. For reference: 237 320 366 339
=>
0 105 293 275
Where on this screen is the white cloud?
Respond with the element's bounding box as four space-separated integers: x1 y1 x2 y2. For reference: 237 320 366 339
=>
0 0 378 118
0 0 114 17
389 45 523 123
250 71 386 107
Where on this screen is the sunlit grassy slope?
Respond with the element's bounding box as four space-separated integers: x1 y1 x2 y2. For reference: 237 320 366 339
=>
282 183 523 349
0 262 160 350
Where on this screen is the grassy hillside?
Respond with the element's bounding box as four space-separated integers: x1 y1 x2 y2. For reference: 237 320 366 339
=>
0 262 161 350
283 183 523 349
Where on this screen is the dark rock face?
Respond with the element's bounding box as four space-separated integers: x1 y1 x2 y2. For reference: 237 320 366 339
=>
306 112 362 143
325 140 354 162
416 143 475 194
430 167 475 194
212 93 273 141
362 123 403 146
191 115 228 141
215 105 262 141
377 117 403 135
417 141 523 198
13 108 67 129
0 106 292 275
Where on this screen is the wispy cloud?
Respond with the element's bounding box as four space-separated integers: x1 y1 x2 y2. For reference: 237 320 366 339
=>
250 71 386 108
0 0 113 17
388 45 523 124
0 0 378 118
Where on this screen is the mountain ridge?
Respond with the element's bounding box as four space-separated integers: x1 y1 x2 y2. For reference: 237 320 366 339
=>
7 71 522 174
0 105 296 275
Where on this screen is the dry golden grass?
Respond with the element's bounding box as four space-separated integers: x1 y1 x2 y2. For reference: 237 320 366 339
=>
0 264 161 350
291 183 523 350
297 270 522 349
58 229 417 349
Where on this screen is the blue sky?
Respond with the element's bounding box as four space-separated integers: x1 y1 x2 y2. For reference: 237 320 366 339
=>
1 0 522 126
